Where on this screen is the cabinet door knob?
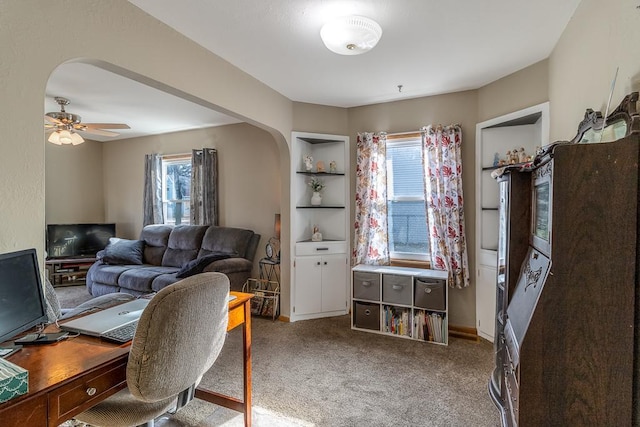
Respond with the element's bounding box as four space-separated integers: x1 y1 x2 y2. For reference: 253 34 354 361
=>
324 261 327 265
86 387 97 396
316 262 321 266
392 285 402 290
362 281 371 287
364 309 371 315
424 288 432 294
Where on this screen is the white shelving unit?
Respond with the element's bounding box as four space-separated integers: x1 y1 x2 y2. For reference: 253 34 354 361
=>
290 131 350 322
351 265 449 345
475 102 549 342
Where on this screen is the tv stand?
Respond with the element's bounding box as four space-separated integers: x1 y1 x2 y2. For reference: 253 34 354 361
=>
45 257 96 287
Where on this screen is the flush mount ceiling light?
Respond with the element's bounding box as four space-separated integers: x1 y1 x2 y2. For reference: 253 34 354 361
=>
320 16 382 55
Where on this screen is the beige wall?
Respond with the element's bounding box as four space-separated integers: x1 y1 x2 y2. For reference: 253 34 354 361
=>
0 0 292 267
478 59 550 123
45 139 105 224
348 91 479 328
100 123 280 278
549 0 640 141
8 0 640 329
292 102 350 135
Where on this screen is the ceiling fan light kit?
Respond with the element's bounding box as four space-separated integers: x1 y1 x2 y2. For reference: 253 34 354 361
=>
320 15 382 55
48 129 85 145
44 96 129 145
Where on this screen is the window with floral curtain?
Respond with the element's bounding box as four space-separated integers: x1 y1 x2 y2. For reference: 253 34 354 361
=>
353 132 390 266
421 125 470 288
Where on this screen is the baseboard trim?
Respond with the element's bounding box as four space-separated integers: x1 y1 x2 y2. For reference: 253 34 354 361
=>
448 325 480 342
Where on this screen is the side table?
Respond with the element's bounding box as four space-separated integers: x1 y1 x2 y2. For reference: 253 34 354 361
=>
259 257 280 283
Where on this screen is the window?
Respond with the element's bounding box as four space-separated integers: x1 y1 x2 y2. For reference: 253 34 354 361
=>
386 136 430 262
162 156 191 225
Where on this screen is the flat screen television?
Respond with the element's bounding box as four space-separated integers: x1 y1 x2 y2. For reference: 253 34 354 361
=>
0 248 48 343
46 223 116 259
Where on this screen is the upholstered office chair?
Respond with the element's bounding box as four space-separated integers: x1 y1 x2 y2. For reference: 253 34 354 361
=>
74 272 230 427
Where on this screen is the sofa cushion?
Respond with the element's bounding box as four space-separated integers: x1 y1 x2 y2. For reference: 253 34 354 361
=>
102 238 145 265
140 225 173 265
151 274 181 293
161 225 208 267
199 226 254 259
175 253 232 279
92 264 139 285
117 266 181 293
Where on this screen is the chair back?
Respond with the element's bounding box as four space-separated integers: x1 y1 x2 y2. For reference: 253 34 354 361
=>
126 272 229 402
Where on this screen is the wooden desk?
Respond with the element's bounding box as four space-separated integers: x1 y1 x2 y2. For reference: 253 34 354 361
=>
0 291 253 427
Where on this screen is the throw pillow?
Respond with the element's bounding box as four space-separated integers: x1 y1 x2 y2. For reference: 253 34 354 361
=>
102 238 145 265
176 253 232 279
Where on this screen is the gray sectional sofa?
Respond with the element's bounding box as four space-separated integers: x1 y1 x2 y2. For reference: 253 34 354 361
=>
86 224 260 296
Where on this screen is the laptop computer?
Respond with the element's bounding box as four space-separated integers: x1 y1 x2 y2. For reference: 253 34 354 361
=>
60 298 149 338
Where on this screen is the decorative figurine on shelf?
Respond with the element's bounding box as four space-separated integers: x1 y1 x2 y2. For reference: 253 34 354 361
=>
518 147 528 163
329 160 337 173
316 160 326 173
304 154 313 171
312 225 323 242
509 149 518 164
493 153 500 167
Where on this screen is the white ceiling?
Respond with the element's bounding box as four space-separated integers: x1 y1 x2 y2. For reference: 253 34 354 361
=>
45 0 581 141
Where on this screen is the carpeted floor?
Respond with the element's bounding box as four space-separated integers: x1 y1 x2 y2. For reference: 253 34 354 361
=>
56 286 500 427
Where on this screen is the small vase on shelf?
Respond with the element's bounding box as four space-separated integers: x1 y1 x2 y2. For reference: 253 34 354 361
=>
311 192 322 206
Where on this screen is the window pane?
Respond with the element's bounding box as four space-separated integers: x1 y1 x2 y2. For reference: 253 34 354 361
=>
164 162 191 201
387 143 423 198
162 158 192 226
386 140 430 259
164 201 191 225
388 200 429 255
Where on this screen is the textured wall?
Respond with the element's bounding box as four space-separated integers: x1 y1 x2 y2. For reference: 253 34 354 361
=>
549 0 640 141
348 91 479 328
0 0 292 277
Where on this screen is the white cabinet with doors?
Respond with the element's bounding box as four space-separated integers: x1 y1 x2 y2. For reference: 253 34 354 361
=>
290 131 350 322
293 242 348 317
475 102 549 342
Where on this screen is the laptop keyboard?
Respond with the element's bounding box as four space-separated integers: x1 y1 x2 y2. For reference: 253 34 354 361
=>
102 321 138 343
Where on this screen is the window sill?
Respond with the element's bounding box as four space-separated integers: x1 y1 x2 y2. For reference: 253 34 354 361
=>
390 259 431 269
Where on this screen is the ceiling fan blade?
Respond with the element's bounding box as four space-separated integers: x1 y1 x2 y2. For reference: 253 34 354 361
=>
83 123 130 130
77 128 120 137
44 115 62 125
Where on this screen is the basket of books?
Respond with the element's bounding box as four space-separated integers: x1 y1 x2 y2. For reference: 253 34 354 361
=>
242 278 280 321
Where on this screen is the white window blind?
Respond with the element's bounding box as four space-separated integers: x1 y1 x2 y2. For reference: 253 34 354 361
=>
386 138 430 261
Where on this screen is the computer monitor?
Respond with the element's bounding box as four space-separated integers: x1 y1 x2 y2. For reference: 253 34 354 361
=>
0 248 48 343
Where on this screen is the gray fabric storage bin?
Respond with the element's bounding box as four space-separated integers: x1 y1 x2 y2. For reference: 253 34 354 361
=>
353 302 380 330
353 271 380 301
414 278 446 311
382 274 412 305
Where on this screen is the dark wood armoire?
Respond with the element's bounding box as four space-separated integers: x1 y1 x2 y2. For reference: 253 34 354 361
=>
489 92 640 426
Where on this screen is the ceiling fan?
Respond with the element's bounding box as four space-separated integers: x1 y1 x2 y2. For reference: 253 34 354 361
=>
44 97 130 145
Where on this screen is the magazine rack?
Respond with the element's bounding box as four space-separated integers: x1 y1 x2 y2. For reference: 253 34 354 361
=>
242 278 280 321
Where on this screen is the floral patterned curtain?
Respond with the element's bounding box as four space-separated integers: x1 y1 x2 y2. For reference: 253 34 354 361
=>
421 125 469 288
143 153 164 226
190 148 219 226
353 132 390 266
